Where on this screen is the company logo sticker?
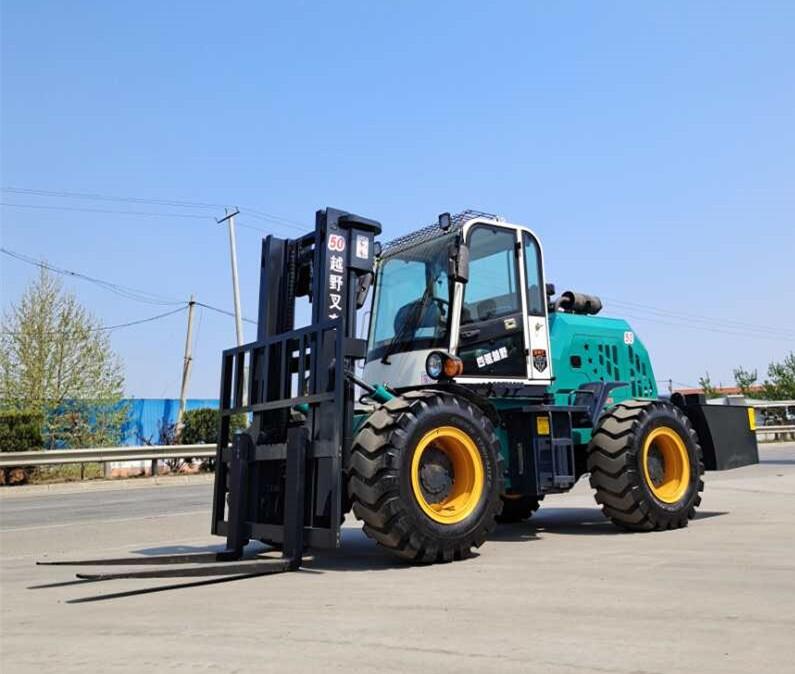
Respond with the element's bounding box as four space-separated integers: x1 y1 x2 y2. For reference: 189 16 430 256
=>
476 346 509 369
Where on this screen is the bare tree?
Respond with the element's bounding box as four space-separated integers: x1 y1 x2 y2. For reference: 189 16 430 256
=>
0 267 126 448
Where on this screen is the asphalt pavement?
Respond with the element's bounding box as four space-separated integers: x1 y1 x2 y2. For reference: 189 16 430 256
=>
1 443 794 673
0 482 212 531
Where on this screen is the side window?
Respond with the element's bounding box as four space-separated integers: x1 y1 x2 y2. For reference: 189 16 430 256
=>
522 233 545 316
370 259 426 346
461 227 520 324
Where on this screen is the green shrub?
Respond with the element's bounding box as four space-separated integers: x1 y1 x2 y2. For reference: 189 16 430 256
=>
179 407 246 471
0 410 43 484
0 410 43 452
180 407 245 444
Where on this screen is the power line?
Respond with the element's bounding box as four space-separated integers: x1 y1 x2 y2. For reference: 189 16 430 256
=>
92 304 188 332
1 186 309 232
608 300 795 338
8 197 789 341
656 378 700 389
1 201 212 220
1 247 184 306
615 310 795 341
1 246 258 323
97 306 187 331
194 301 257 325
603 295 795 340
615 307 795 340
2 186 230 210
0 200 270 234
240 207 309 231
1 305 187 335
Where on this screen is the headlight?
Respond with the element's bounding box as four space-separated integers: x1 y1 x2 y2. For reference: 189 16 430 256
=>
425 352 444 379
425 352 463 380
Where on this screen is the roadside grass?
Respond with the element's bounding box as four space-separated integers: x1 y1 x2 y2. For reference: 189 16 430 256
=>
31 464 105 483
2 462 214 486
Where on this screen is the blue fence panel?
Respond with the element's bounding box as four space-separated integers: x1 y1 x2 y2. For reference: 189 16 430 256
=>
121 398 219 446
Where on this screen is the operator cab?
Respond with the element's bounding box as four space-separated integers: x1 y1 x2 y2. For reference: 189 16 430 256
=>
363 211 552 390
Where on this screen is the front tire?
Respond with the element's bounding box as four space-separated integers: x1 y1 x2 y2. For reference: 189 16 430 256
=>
588 400 704 531
348 391 503 563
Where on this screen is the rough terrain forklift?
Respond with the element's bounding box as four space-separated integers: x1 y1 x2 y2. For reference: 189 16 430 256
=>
41 207 759 586
208 207 758 567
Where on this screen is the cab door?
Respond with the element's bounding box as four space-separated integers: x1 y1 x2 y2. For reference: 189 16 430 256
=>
455 224 530 380
520 231 552 382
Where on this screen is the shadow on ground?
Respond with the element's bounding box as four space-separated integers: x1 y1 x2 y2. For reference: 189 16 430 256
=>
305 527 416 572
132 542 268 557
492 506 728 542
27 506 729 602
493 507 613 541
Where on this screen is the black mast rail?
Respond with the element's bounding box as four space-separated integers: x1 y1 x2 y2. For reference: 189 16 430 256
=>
212 208 381 566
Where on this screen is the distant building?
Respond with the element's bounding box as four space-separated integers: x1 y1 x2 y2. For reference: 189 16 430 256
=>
673 385 764 397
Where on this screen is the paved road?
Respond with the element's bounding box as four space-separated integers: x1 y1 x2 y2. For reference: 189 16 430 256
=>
1 444 794 674
3 443 792 531
0 483 212 531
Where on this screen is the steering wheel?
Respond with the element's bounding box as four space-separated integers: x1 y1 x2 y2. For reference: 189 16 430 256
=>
429 297 450 316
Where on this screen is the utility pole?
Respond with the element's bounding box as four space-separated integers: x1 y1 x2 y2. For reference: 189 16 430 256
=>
164 295 196 472
217 208 244 347
177 295 197 427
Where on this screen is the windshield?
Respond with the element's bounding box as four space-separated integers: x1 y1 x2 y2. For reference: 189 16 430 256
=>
366 233 455 361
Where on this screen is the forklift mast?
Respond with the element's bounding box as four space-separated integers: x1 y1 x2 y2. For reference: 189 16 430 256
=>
211 208 381 565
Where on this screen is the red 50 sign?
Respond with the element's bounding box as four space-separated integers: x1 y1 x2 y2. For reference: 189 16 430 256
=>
328 234 346 252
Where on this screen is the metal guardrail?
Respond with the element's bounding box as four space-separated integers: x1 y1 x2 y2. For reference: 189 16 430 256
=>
1 419 793 472
752 400 795 408
751 401 795 441
755 425 795 442
756 425 795 433
0 444 216 470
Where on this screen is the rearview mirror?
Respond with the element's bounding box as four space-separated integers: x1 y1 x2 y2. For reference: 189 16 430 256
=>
355 272 373 309
448 242 469 284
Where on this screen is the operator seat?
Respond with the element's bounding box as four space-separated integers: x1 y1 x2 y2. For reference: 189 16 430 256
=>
477 298 497 321
393 299 443 337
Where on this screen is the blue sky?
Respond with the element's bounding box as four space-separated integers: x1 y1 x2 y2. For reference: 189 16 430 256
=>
2 1 793 397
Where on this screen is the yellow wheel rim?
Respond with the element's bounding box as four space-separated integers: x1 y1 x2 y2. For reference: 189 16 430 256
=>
642 426 691 503
410 426 485 524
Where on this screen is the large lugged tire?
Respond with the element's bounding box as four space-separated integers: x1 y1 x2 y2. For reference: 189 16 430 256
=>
588 400 704 531
496 494 543 523
348 390 503 563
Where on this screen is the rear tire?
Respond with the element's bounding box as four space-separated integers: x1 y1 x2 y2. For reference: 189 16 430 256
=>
348 391 503 563
496 494 542 523
588 400 704 531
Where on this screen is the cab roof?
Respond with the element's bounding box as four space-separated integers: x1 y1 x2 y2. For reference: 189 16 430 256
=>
381 209 500 258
